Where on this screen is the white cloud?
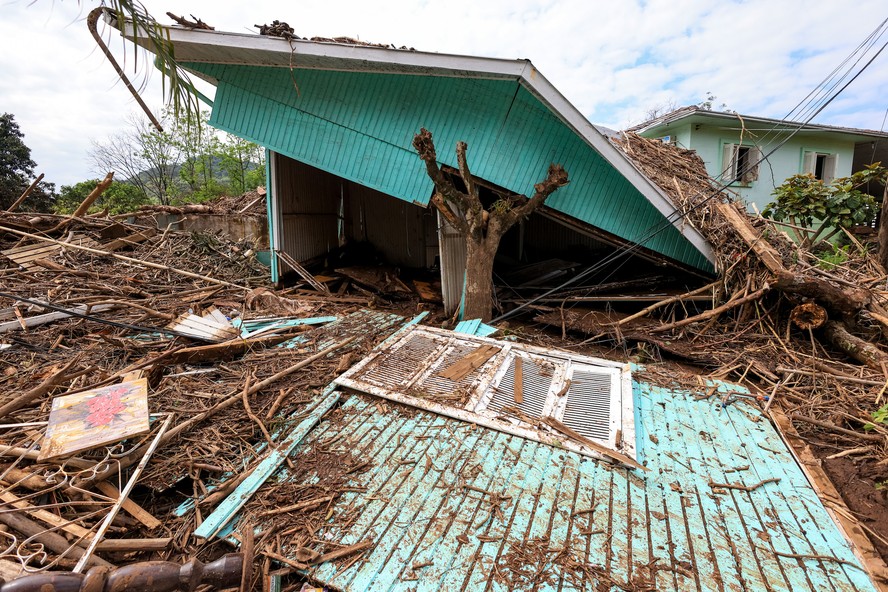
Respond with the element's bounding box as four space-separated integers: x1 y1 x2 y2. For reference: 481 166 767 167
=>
1 0 886 187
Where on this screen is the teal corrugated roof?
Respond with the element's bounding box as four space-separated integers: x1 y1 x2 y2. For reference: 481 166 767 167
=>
222 379 873 591
185 62 711 271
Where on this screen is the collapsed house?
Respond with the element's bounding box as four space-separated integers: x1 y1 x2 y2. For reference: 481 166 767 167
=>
0 10 887 592
111 13 717 315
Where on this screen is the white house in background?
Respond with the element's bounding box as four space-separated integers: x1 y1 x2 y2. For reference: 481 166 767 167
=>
630 106 888 212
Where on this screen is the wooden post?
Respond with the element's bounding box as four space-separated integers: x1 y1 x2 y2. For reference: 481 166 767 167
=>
5 174 44 213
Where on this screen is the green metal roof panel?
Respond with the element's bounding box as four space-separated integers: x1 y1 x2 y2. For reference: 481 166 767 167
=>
208 381 875 591
188 62 711 270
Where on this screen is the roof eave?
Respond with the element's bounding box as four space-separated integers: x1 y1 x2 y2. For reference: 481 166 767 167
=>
111 17 716 266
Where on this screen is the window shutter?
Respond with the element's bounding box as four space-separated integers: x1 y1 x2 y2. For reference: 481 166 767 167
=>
360 333 444 388
721 143 738 181
745 147 761 183
561 368 614 441
823 154 838 184
802 151 816 175
486 355 553 418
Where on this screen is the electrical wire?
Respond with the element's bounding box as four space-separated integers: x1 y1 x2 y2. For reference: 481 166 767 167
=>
493 23 888 323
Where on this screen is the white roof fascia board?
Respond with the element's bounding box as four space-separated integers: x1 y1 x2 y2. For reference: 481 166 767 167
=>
112 19 715 265
114 18 529 80
517 63 715 264
639 109 888 140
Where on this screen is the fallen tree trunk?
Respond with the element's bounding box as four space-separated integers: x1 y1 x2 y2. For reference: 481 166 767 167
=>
822 320 888 371
772 270 870 317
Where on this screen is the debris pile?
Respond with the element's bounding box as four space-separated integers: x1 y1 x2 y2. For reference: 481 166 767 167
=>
0 208 416 586
533 132 888 563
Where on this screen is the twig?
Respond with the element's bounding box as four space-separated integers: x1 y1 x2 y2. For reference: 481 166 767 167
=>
708 478 780 492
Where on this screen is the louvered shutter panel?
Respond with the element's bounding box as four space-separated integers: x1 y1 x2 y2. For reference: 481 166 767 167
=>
360 333 443 388
823 154 838 184
721 143 738 182
561 368 614 441
486 355 552 418
802 151 816 175
742 147 761 183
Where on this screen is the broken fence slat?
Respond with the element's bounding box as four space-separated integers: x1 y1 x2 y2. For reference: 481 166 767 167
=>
0 304 115 334
193 388 342 541
436 344 501 381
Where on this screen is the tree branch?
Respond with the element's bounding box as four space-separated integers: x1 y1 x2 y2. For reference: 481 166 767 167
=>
502 164 569 227
413 128 471 233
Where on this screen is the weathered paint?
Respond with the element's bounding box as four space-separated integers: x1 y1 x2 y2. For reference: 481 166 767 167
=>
183 62 712 272
239 378 874 591
193 387 342 541
453 318 498 337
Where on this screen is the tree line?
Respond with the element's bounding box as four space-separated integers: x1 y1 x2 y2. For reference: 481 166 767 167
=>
0 110 265 215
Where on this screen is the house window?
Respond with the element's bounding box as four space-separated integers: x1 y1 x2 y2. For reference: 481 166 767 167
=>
802 151 838 183
721 143 761 186
335 326 636 463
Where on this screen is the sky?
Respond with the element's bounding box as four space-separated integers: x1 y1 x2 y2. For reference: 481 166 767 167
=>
1 0 887 188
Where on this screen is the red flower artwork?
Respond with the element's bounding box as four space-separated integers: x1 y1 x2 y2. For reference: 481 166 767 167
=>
85 387 128 427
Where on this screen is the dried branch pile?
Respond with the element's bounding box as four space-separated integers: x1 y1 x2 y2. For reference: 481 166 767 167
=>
0 209 408 586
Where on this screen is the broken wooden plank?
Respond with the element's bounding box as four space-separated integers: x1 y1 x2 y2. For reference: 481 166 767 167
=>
541 416 648 471
276 250 330 294
514 357 523 405
102 227 157 252
94 481 162 530
437 344 501 381
93 538 172 552
0 303 115 334
412 279 442 303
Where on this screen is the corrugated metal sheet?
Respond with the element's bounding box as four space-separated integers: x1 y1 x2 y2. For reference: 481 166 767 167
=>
437 211 465 314
348 183 428 268
275 156 340 263
187 62 711 271
247 377 875 592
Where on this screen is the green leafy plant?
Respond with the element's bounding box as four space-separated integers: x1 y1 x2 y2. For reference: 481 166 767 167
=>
864 403 888 431
763 163 886 248
815 244 852 270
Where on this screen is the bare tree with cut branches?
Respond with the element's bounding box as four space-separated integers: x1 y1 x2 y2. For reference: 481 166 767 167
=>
413 128 568 321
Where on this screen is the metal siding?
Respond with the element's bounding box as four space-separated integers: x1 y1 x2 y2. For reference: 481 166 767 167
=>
275 157 340 263
347 182 427 268
231 374 880 592
438 212 466 315
194 62 711 270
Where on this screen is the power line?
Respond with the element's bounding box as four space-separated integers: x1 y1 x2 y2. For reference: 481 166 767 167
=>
493 23 888 324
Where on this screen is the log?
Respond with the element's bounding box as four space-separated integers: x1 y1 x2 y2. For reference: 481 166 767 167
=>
790 302 828 329
773 270 870 316
822 321 888 371
716 201 871 316
71 173 114 219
